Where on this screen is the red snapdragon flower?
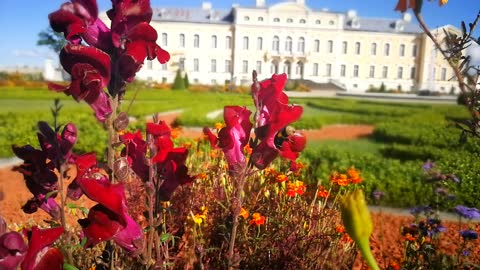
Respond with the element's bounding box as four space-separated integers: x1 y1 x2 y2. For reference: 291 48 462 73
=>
0 228 27 270
120 121 194 201
74 153 144 255
12 122 77 219
49 0 113 51
203 106 253 173
146 121 194 201
251 73 305 169
108 0 170 82
49 44 112 122
21 226 64 270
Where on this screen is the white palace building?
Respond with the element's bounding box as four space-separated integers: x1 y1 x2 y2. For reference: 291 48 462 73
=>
134 0 459 93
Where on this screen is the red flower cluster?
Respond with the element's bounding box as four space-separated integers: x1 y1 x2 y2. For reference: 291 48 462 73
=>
48 0 170 121
203 73 306 174
121 121 194 201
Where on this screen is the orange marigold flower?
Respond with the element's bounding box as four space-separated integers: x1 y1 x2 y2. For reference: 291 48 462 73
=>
347 167 363 184
264 167 277 178
332 173 348 186
317 186 330 198
275 174 288 183
171 127 181 139
249 212 266 225
341 233 353 243
196 172 208 180
240 207 249 219
405 233 415 242
389 260 401 270
244 144 252 155
336 224 346 234
287 180 306 197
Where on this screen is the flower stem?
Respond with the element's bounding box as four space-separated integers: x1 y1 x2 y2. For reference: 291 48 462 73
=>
227 170 246 269
357 239 380 270
107 95 119 182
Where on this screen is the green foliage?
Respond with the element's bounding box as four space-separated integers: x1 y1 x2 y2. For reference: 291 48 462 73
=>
379 82 386 92
172 69 185 90
183 73 190 89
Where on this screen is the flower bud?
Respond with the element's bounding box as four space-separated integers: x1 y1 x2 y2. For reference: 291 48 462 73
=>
340 189 379 270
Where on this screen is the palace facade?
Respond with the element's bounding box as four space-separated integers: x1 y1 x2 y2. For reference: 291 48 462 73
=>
135 0 459 93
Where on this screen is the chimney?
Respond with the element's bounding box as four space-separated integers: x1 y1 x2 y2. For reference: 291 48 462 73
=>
256 0 265 7
202 2 212 10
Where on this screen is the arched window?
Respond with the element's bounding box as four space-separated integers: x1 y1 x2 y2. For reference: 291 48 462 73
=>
299 19 306 24
211 35 217 48
273 17 280 22
272 36 280 51
298 37 305 53
257 37 263 50
314 39 320 52
243 36 249 50
285 36 293 52
287 18 293 23
384 43 390 56
179 34 185 47
315 19 321 24
258 17 264 21
371 43 377 55
355 42 361 55
271 60 279 74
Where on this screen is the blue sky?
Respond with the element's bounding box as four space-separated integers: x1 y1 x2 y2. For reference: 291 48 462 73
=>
0 0 477 68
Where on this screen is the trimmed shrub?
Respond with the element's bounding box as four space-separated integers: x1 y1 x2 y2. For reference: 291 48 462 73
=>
172 69 185 90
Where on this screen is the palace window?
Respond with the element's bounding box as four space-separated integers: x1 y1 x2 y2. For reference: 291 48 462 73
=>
399 44 405 56
257 37 263 50
298 37 305 53
353 65 359 77
326 64 332 76
211 59 217 73
225 60 231 73
211 35 217 48
314 39 320 52
371 42 377 55
355 42 361 55
242 60 248 73
272 36 280 51
313 63 319 76
342 41 348 54
382 66 388 78
162 33 168 46
194 34 200 48
328 40 333 53
285 36 293 52
340 65 346 77
179 34 185 48
397 67 403 79
369 66 375 78
243 36 249 50
384 43 390 56
194 59 199 72
256 61 262 74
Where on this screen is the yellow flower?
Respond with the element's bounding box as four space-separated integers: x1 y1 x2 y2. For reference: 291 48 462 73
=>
340 190 379 270
215 122 225 130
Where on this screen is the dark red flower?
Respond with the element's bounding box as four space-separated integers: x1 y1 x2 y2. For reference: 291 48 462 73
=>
21 226 64 270
250 73 304 169
0 231 28 270
203 106 253 173
75 153 143 255
49 0 113 51
120 131 148 181
49 44 112 122
108 0 169 82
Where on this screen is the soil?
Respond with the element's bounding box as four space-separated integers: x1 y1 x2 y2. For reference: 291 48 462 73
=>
2 112 478 268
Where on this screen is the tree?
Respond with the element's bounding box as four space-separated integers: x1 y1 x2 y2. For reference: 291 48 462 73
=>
37 28 67 53
379 82 386 92
183 73 190 89
172 69 185 90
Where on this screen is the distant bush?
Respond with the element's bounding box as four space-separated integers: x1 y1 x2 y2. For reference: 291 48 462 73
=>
172 69 185 90
295 83 311 92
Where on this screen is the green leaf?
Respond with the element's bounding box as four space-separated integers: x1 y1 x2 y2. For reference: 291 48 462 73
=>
45 190 58 200
160 233 171 243
63 263 80 270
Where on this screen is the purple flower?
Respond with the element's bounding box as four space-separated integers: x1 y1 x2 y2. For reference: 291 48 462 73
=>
422 160 435 170
371 189 385 201
454 205 480 220
409 205 432 216
460 229 478 241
